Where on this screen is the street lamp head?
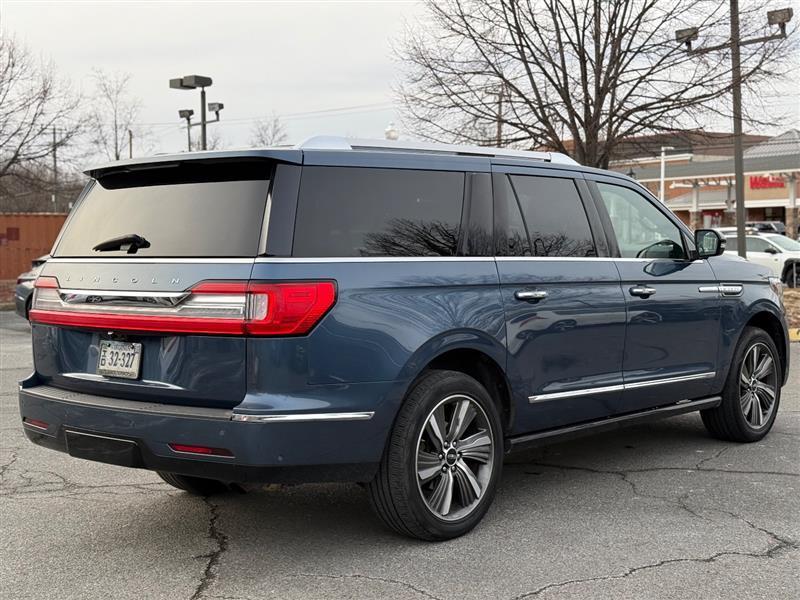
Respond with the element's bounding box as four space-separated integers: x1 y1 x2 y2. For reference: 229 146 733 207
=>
675 27 699 49
208 102 224 113
178 109 194 119
767 8 793 26
169 75 213 90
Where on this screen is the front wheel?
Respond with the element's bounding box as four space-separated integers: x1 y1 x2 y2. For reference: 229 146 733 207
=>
367 369 503 541
701 327 782 442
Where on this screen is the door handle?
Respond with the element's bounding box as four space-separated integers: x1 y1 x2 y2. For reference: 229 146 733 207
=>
629 285 656 298
515 290 548 302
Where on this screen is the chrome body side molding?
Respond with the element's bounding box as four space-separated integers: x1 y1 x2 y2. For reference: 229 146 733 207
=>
528 371 716 403
231 411 375 423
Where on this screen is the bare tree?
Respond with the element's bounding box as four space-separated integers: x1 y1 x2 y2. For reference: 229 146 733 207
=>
250 113 288 147
88 69 143 160
0 32 82 195
190 129 226 151
396 0 796 167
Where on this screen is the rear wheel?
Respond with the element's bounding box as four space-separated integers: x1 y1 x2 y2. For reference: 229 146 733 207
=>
701 327 781 442
157 471 229 496
367 369 503 541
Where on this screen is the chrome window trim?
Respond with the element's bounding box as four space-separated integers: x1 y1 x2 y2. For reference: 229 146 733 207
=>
231 411 375 423
528 371 716 403
47 258 256 264
254 257 495 263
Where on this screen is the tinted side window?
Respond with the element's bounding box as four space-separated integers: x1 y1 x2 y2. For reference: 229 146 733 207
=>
293 167 465 257
493 174 531 256
596 183 686 259
509 175 596 257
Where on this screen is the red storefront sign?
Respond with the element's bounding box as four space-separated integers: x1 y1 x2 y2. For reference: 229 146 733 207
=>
749 175 785 189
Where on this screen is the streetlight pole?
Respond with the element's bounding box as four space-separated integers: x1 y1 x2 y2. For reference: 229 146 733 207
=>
677 6 793 258
729 0 747 258
200 87 207 151
178 109 194 152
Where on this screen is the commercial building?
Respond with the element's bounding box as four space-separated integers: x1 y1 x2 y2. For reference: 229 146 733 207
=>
617 130 800 236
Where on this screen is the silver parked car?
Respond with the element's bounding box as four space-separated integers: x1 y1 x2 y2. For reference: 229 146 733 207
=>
14 255 48 319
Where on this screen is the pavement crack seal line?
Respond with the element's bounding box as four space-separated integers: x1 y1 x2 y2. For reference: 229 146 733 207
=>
190 497 229 600
510 539 799 599
295 572 444 600
0 449 18 480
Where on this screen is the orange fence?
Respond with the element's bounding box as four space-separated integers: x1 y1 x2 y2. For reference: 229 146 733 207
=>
0 213 68 280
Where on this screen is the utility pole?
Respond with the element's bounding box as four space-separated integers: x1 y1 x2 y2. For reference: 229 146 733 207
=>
495 87 504 147
128 129 133 159
51 126 58 209
677 6 793 258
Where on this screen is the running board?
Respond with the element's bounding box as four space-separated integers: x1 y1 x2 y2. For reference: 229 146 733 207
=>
506 396 722 452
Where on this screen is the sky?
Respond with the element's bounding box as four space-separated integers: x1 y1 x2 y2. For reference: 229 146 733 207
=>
0 0 426 156
1 0 798 162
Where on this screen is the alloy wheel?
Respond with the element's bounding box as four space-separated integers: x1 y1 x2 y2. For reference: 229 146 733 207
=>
415 394 495 521
739 342 777 429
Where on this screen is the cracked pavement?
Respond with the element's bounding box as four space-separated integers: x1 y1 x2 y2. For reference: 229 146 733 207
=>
1 310 798 599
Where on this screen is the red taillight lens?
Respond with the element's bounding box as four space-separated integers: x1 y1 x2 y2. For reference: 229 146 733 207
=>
246 282 336 335
28 278 336 337
168 443 234 457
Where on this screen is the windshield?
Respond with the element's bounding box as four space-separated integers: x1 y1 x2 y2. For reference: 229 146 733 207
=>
765 234 800 251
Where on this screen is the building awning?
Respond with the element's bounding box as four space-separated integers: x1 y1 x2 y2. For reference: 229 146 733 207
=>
628 152 800 183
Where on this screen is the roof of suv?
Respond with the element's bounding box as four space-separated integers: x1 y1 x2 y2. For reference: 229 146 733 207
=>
85 136 605 179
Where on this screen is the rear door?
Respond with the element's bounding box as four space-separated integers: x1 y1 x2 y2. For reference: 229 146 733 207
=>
30 159 276 409
493 166 627 433
587 176 721 412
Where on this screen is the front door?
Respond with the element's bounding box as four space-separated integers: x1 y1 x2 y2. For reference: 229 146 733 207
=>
589 178 722 413
493 168 627 433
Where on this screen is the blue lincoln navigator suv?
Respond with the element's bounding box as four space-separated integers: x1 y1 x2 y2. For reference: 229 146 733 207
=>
20 137 790 540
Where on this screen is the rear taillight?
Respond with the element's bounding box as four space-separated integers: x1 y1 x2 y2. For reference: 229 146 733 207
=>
28 277 336 336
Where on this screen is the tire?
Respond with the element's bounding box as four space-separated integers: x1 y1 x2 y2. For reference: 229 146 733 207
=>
367 369 504 541
157 471 229 496
701 326 782 443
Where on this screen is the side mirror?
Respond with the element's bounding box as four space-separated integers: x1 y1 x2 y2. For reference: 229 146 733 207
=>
695 229 725 258
764 246 779 255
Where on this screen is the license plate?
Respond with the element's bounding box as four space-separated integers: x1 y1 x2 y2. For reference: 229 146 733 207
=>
97 341 142 380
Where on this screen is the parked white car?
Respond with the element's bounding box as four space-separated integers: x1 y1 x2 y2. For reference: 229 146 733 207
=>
719 232 800 287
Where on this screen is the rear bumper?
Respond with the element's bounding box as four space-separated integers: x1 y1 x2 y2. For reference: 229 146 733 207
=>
18 378 385 483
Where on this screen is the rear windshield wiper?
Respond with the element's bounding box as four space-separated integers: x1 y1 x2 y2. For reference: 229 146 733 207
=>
92 234 151 254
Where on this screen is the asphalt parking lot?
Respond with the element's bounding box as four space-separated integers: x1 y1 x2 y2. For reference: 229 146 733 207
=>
1 310 798 600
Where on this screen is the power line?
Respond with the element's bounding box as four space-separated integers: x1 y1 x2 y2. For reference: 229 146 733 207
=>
137 101 395 128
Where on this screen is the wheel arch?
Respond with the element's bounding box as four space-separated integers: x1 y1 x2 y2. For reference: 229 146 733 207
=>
398 330 513 435
744 309 789 386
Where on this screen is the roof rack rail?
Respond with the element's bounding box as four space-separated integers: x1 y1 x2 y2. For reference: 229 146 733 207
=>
296 136 579 165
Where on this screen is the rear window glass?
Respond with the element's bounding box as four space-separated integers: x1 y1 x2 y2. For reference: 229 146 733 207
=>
54 162 270 258
293 167 465 257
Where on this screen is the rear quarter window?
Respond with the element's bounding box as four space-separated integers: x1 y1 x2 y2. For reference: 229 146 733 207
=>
292 167 465 257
